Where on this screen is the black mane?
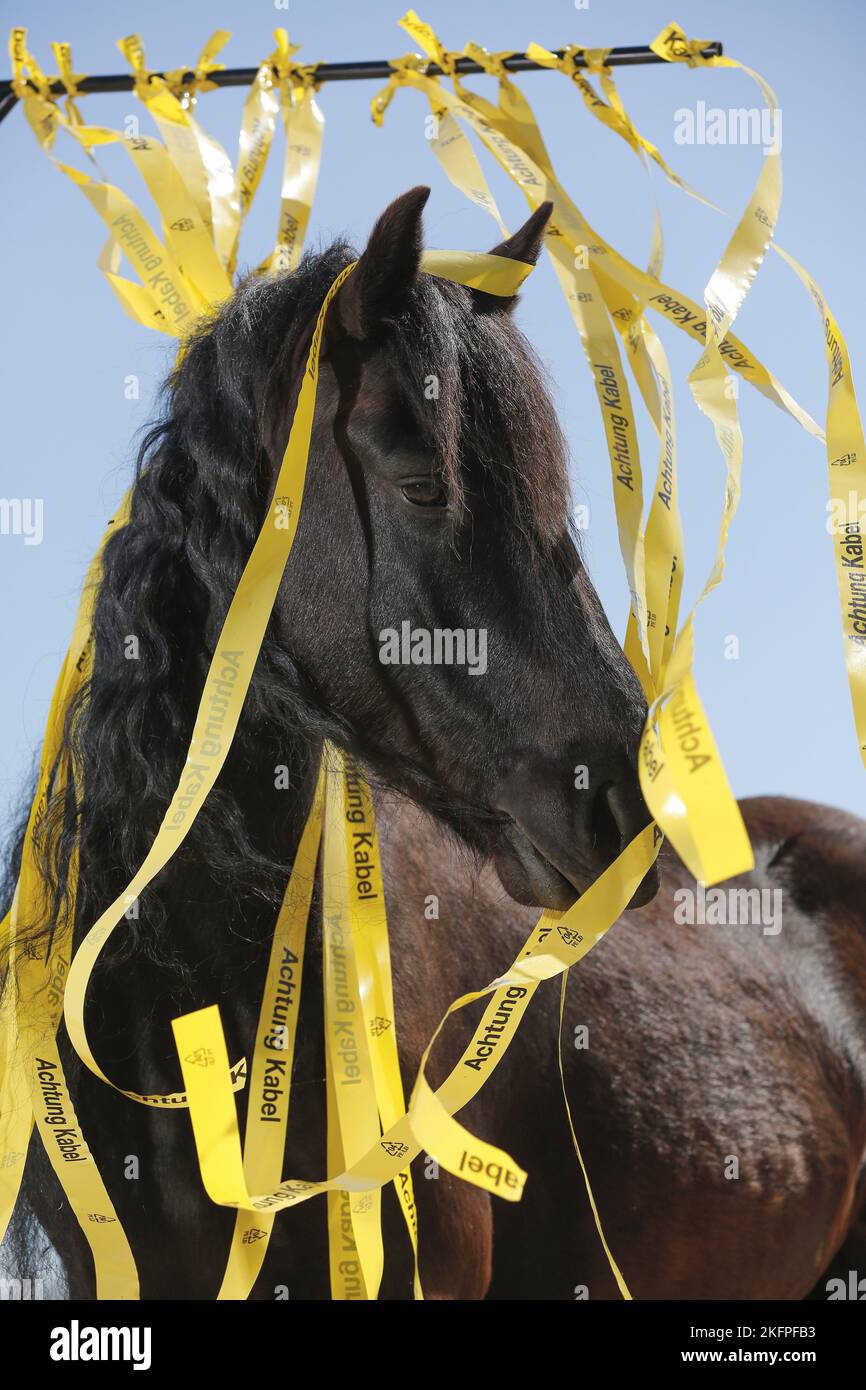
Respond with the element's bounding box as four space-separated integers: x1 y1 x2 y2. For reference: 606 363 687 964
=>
1 236 570 985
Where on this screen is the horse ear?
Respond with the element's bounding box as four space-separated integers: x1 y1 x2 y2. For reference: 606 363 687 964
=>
474 201 553 314
336 185 430 340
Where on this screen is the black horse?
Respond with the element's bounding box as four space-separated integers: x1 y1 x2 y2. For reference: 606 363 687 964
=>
3 189 865 1299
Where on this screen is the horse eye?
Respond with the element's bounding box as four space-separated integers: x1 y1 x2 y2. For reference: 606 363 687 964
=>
400 477 448 509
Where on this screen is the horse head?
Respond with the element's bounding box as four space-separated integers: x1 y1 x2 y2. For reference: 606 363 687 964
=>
259 186 659 910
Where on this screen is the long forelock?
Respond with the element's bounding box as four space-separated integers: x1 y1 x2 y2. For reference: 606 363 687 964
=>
186 244 572 556
386 272 572 548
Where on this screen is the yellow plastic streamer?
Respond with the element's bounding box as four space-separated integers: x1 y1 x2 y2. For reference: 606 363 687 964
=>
216 765 325 1300
384 10 753 886
5 17 863 1306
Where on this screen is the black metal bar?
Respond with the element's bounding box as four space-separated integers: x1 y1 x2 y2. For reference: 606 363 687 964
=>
0 41 722 125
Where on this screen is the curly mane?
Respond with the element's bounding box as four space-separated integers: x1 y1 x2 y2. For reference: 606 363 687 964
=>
1 236 570 989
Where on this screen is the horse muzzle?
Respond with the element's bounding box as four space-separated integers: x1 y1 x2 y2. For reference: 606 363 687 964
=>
492 751 660 911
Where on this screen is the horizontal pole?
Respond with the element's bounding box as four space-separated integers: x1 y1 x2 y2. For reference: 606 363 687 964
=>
0 41 722 125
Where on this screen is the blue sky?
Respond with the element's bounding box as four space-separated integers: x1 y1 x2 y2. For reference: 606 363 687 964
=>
1 0 865 829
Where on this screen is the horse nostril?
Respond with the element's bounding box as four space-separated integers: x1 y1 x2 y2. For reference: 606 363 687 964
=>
592 778 652 859
590 780 625 862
